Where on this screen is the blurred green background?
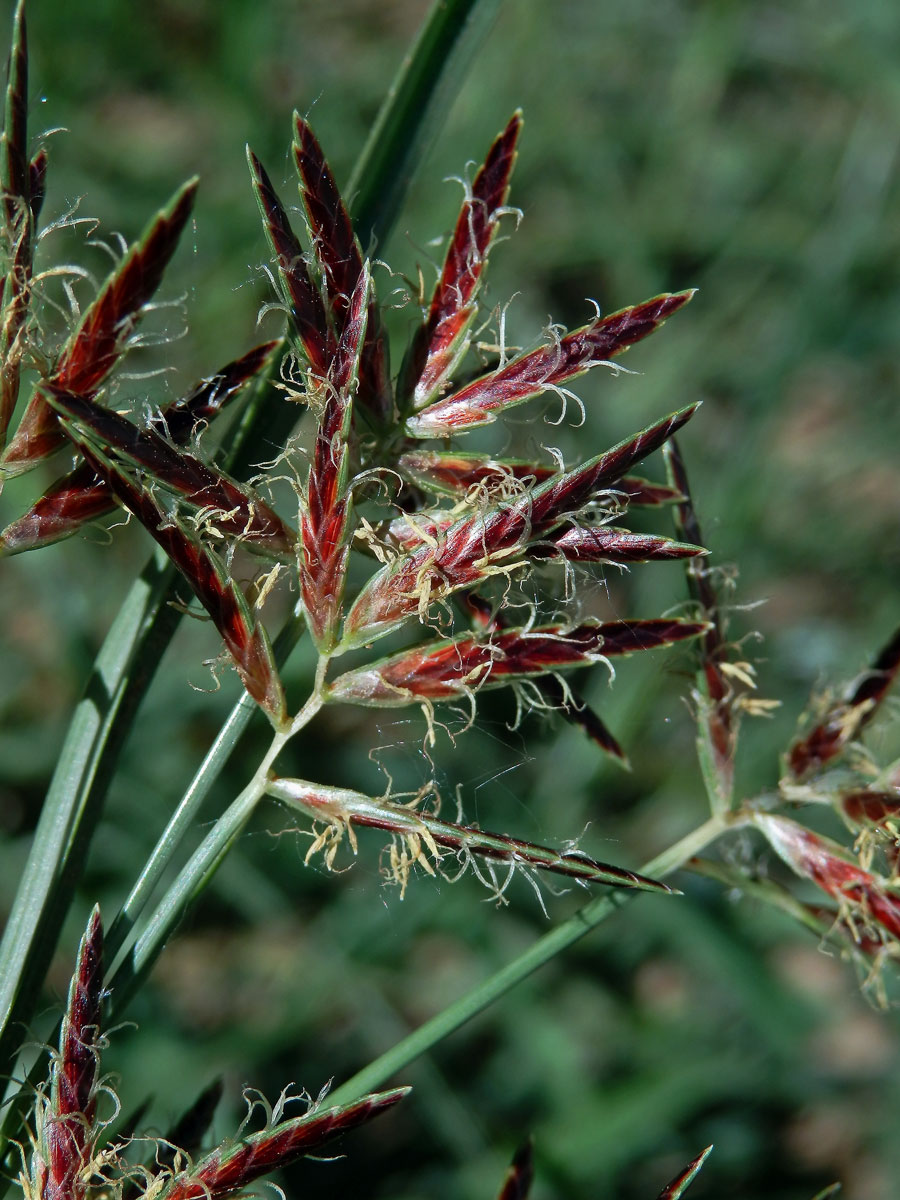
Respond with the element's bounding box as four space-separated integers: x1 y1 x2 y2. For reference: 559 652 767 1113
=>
2 1 900 1197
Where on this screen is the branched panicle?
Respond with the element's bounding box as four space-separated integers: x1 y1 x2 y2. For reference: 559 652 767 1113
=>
345 404 700 645
42 908 103 1200
400 111 522 411
299 265 369 650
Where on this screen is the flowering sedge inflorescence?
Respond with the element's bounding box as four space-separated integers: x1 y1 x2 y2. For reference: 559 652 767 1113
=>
0 0 712 903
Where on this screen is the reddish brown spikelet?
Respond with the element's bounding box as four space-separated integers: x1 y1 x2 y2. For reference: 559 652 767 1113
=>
292 115 391 424
406 290 694 438
344 404 700 646
664 439 735 805
655 1145 713 1199
842 788 900 830
1 343 280 556
44 907 104 1200
267 777 676 894
497 1139 534 1200
755 814 900 942
2 177 198 472
299 265 368 649
788 625 900 778
618 476 685 506
46 388 295 558
537 673 629 764
80 441 285 722
534 525 706 564
330 619 708 706
398 449 555 497
247 148 330 374
158 1088 408 1200
401 112 521 410
0 0 37 447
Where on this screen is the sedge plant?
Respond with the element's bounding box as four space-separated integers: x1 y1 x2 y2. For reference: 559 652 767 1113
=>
0 1 898 1196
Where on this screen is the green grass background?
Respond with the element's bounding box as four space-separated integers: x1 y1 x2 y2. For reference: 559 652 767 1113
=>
2 1 900 1197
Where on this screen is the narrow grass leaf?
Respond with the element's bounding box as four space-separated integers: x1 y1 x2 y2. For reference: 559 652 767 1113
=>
330 619 707 706
344 404 700 646
300 265 368 649
406 290 694 437
788 625 900 778
267 777 676 895
2 178 198 473
247 148 330 374
157 1089 409 1200
400 112 521 410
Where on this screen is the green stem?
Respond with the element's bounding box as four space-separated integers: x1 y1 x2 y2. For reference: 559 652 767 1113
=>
327 814 729 1107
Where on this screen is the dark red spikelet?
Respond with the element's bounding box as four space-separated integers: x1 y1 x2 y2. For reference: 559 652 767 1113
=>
398 449 555 497
534 525 705 564
292 115 391 424
497 1139 534 1200
330 618 707 705
2 178 198 472
788 625 900 778
247 149 330 374
44 908 104 1200
0 0 36 447
400 112 521 410
299 265 368 649
78 441 285 723
407 290 694 437
345 404 700 645
47 388 295 559
655 1145 713 1199
842 789 900 829
158 1089 408 1200
2 343 280 555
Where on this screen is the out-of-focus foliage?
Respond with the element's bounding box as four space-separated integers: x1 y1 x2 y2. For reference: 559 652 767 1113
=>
2 2 899 1198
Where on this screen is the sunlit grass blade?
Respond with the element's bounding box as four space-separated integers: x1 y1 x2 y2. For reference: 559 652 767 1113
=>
399 111 521 411
266 777 678 896
406 291 694 437
247 148 330 374
2 178 198 473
